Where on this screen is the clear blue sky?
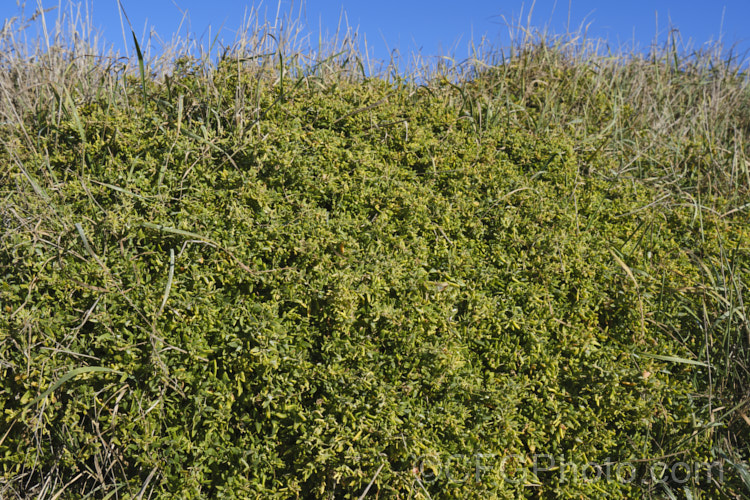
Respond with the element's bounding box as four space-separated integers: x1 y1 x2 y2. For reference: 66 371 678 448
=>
3 1 749 69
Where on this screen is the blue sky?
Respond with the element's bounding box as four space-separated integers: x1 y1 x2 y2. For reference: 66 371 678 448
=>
3 1 749 69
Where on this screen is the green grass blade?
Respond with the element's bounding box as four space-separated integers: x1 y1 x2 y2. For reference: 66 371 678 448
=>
64 88 86 145
117 0 147 102
636 353 711 368
90 180 147 200
717 449 750 491
13 157 50 202
22 366 123 412
131 30 147 102
139 222 214 241
157 248 175 318
75 222 97 260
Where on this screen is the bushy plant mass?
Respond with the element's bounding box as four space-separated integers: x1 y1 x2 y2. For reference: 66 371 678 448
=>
1 4 749 498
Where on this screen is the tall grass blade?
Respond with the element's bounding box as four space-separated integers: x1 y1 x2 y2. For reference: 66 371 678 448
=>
157 248 175 318
117 0 147 102
19 367 123 414
717 449 750 491
139 222 213 241
75 222 97 260
637 353 711 368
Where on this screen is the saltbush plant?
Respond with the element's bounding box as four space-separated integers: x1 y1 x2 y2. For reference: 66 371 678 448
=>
1 3 748 498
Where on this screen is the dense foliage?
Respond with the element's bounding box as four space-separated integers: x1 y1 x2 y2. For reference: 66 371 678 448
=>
1 11 749 499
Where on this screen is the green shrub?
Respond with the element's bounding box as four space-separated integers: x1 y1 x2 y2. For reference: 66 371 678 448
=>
1 4 748 498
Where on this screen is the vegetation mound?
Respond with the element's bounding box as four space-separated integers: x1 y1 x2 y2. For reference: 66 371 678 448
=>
1 4 749 498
